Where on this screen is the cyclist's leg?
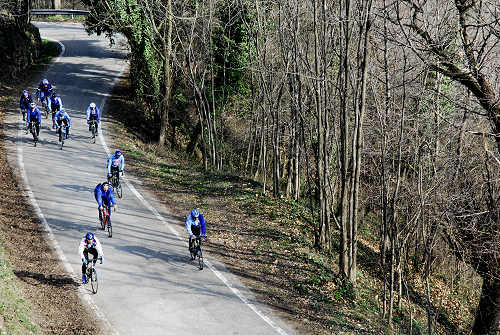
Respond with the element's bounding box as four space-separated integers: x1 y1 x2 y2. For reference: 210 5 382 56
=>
90 249 98 264
112 166 120 184
82 250 89 275
94 194 103 222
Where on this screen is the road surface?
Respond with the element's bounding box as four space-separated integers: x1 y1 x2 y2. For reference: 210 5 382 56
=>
5 22 296 335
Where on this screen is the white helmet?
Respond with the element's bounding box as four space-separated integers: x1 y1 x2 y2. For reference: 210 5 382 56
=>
90 102 96 109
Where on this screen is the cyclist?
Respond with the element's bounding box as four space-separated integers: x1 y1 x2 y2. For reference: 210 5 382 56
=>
94 181 117 224
26 102 41 137
36 78 52 106
185 209 206 253
48 92 63 129
86 102 101 135
54 109 71 139
79 232 103 284
107 150 124 184
19 89 33 121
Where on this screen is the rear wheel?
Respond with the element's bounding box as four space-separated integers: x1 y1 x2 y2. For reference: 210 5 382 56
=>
116 183 122 199
90 267 98 294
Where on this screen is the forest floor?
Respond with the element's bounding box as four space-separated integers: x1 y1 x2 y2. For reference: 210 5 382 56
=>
103 73 481 335
0 42 100 334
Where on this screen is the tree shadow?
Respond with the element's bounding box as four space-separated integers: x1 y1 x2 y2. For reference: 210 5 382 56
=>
14 270 79 288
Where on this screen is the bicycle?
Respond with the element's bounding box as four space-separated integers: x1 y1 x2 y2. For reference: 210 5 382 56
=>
57 124 69 150
27 120 38 147
100 205 112 238
89 119 98 143
190 235 205 270
84 256 102 294
110 170 123 199
36 89 51 119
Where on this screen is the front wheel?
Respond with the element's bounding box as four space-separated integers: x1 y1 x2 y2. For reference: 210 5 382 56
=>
107 215 112 238
91 124 96 143
90 267 98 294
198 249 204 270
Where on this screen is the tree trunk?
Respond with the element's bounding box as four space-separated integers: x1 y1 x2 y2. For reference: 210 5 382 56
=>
472 277 500 335
51 0 61 9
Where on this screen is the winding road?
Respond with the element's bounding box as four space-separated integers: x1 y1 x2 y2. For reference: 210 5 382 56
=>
5 22 296 335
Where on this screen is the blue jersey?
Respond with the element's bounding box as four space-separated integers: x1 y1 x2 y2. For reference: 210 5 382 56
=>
54 110 71 127
86 106 101 124
107 154 124 174
185 213 206 236
94 183 116 207
20 94 33 110
26 107 41 123
48 96 62 109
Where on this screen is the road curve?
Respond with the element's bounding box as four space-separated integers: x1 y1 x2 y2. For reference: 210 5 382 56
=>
5 22 296 335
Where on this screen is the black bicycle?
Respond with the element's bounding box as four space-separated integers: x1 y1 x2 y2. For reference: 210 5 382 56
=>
36 90 51 119
57 124 69 149
27 120 38 146
190 236 205 270
110 170 123 199
89 119 98 143
85 256 102 294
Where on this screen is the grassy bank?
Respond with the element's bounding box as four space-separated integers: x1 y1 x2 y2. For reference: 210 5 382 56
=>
0 246 37 335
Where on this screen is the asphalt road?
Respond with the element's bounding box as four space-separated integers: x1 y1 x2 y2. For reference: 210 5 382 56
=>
5 22 296 335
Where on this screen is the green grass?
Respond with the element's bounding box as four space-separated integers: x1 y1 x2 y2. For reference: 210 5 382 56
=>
37 40 60 65
0 246 37 335
34 15 86 23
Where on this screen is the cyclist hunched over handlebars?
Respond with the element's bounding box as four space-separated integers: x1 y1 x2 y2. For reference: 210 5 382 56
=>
36 78 52 106
26 102 41 137
54 109 71 139
94 181 117 224
19 89 33 121
86 102 101 135
48 92 63 129
79 232 103 284
107 150 124 184
185 209 207 253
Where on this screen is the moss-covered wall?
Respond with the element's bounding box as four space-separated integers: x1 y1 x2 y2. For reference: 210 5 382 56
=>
0 15 42 83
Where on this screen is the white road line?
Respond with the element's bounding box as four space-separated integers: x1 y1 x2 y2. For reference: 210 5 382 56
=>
17 37 120 335
97 98 289 335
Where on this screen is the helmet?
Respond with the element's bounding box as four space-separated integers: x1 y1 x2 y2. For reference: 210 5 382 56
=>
23 89 28 95
29 102 36 108
102 181 109 187
51 92 57 98
90 102 96 109
115 150 122 158
85 232 95 241
191 209 200 218
42 79 48 85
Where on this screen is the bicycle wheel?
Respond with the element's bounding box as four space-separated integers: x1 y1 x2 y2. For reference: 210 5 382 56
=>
91 124 96 143
90 267 98 294
198 249 204 270
107 215 112 238
116 183 122 199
